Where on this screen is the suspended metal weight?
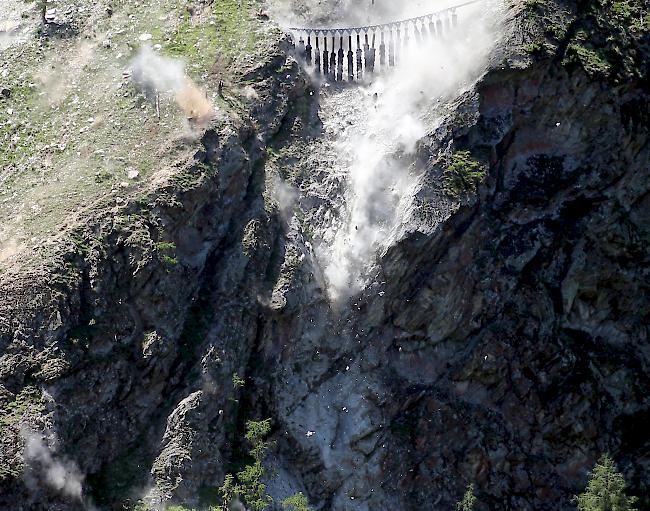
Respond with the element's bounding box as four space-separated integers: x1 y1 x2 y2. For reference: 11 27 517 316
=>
330 36 336 80
298 35 305 60
314 35 321 75
356 33 363 79
306 35 312 65
337 36 344 81
322 36 329 77
368 32 376 74
347 34 354 81
363 32 370 73
395 26 401 63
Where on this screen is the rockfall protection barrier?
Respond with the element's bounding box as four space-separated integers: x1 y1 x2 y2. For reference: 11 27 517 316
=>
288 0 483 80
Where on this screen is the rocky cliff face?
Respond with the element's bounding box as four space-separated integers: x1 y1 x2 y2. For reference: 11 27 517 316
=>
1 0 648 510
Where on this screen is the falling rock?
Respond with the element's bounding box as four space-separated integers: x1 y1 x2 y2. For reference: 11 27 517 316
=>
44 9 57 23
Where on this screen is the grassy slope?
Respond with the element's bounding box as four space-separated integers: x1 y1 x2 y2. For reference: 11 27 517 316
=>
0 0 265 266
0 0 269 480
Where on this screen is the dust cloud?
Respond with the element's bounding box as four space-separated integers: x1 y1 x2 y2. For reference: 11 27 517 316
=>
270 174 299 219
130 47 214 127
0 0 31 50
269 0 503 303
21 428 85 502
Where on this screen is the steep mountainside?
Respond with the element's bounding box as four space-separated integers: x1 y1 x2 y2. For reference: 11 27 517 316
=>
0 0 648 510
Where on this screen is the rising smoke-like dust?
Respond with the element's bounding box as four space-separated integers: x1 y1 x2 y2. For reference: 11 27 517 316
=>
130 47 215 128
20 428 86 503
269 0 503 303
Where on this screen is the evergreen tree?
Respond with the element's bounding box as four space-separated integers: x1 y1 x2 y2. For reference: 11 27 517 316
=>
575 454 637 511
217 419 273 511
456 483 477 511
282 492 311 511
217 419 310 511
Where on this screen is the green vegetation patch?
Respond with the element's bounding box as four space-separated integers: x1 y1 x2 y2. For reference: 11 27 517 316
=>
165 17 220 71
524 40 556 57
565 42 611 74
574 454 638 511
0 73 45 170
442 150 487 198
217 418 311 511
213 0 260 61
563 29 612 75
0 0 273 268
161 254 178 266
282 492 311 511
522 0 648 80
456 484 477 511
0 385 46 480
220 419 274 511
155 240 178 267
608 0 650 32
232 372 246 388
155 241 176 251
0 385 46 436
163 0 263 74
524 0 545 18
562 0 647 78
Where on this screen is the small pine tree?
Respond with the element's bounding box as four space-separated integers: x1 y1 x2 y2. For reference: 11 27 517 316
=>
217 473 240 511
218 419 274 511
282 492 311 511
217 419 311 511
575 454 637 511
456 483 477 511
245 419 273 462
236 459 273 511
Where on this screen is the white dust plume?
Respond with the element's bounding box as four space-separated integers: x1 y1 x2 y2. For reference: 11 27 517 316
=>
21 428 85 501
130 46 215 127
273 0 503 302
